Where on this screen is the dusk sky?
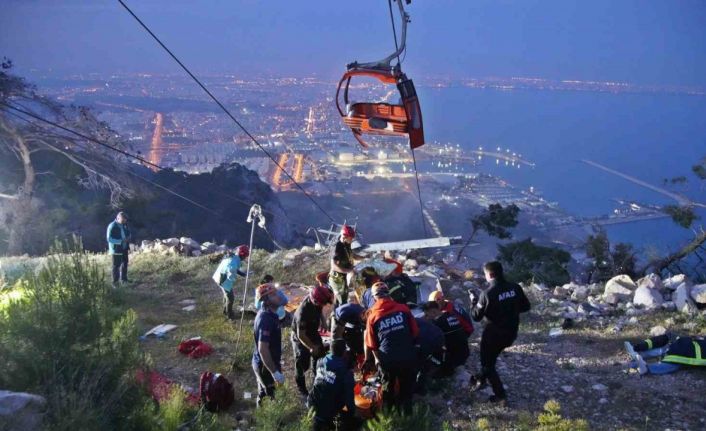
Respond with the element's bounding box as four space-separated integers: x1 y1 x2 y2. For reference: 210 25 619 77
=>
2 0 706 86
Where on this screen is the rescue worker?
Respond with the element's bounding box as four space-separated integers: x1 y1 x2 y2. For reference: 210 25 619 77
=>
307 338 356 431
364 281 419 413
292 284 334 396
329 225 365 306
359 267 381 310
332 302 366 366
428 290 474 337
470 261 531 403
212 245 249 320
414 309 445 394
106 211 132 286
386 271 418 307
252 283 286 406
422 301 469 376
625 334 706 375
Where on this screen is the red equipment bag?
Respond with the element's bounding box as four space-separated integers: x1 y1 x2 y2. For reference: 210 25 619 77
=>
178 339 214 359
199 371 234 412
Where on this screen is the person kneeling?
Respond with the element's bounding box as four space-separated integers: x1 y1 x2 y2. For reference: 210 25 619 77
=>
307 339 356 431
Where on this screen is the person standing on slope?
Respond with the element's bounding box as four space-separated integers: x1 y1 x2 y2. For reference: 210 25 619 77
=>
106 211 132 287
212 245 250 320
470 261 531 404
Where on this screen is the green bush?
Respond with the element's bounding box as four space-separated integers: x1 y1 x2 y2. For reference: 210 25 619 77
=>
0 239 150 430
515 400 590 431
254 383 313 431
365 406 434 431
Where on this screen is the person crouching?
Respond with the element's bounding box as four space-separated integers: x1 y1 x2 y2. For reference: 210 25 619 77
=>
307 338 356 431
364 282 419 413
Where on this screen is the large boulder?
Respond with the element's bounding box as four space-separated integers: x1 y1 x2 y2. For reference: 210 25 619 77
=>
637 273 663 291
663 274 689 291
603 275 636 305
0 390 46 431
180 237 200 249
162 238 180 247
633 285 663 309
201 242 217 254
673 283 696 314
690 284 706 305
571 285 590 302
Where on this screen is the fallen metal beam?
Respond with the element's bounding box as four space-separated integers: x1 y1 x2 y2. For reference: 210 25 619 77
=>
357 236 463 252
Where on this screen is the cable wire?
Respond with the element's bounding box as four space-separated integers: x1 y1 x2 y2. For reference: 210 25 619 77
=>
410 147 430 236
117 0 336 223
1 101 163 171
388 0 427 236
2 100 288 224
2 105 223 216
387 0 404 66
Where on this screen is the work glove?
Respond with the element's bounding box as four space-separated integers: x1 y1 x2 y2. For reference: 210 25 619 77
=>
272 370 285 384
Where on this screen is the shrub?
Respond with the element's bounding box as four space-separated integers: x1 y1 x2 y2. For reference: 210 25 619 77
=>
365 405 434 431
0 239 150 430
254 383 313 431
535 400 589 431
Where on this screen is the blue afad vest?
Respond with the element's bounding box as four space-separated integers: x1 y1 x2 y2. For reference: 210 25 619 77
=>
212 255 242 292
662 337 706 366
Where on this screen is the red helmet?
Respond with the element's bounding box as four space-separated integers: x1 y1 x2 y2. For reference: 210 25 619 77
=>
256 283 276 302
310 284 334 306
236 245 250 258
341 225 355 238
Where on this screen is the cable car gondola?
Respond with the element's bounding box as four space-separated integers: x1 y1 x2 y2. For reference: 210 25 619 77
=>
335 0 424 149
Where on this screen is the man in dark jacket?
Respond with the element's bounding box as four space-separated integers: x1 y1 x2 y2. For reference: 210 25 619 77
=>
423 301 470 376
307 339 356 431
252 283 286 406
364 281 419 413
414 311 445 394
332 302 366 365
470 261 531 403
106 211 131 286
291 284 334 396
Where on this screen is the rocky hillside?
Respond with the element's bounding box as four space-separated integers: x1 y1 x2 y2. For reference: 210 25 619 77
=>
2 245 706 430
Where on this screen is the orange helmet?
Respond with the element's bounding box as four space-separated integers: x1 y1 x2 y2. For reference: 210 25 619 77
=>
256 283 276 302
315 271 329 287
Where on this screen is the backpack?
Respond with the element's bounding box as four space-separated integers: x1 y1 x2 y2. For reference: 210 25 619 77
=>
199 372 234 412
